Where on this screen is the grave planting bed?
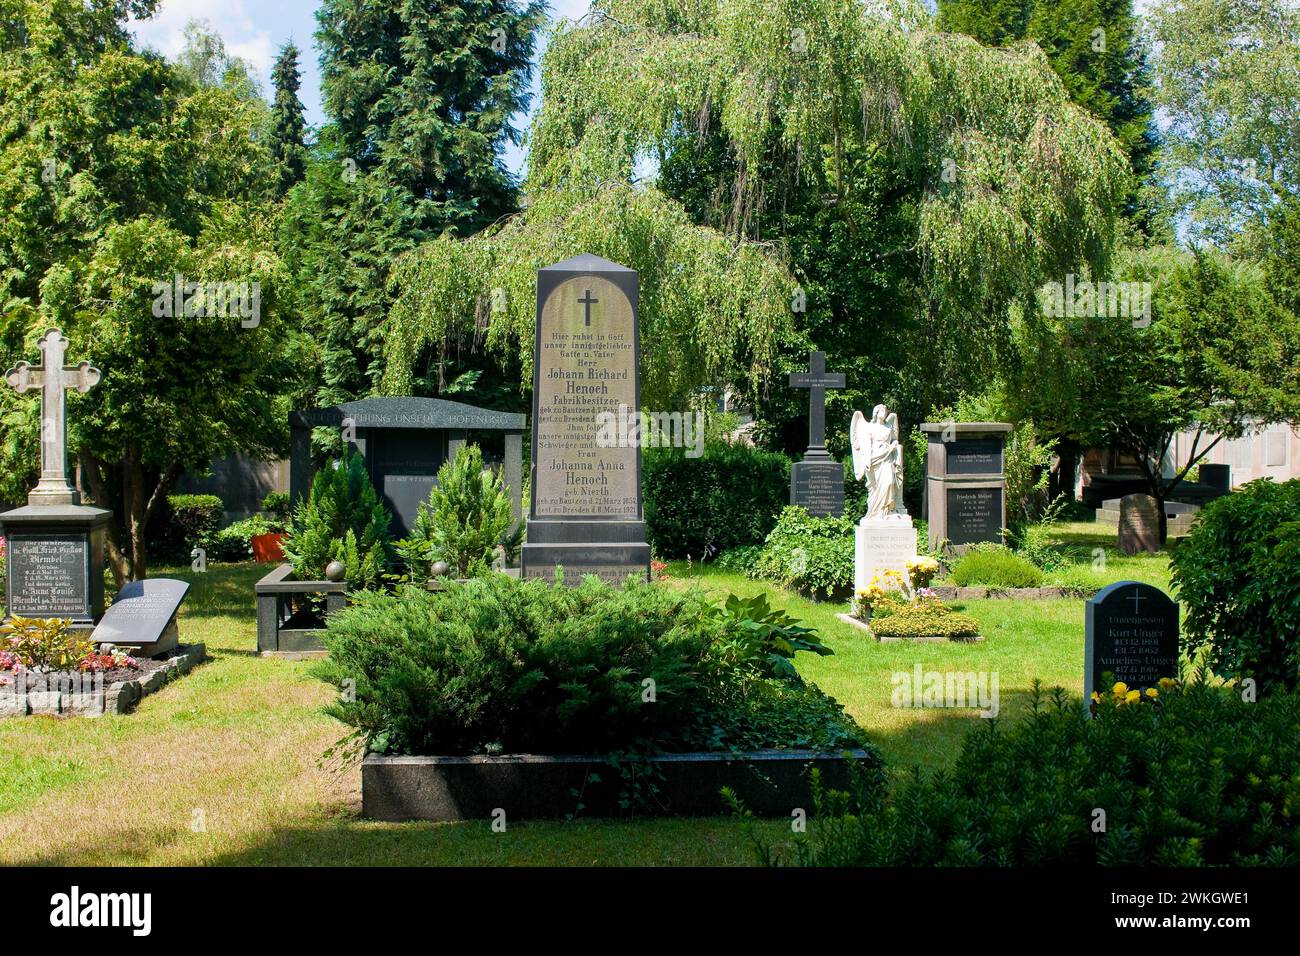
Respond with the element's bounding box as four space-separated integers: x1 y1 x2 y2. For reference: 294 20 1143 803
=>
0 642 206 717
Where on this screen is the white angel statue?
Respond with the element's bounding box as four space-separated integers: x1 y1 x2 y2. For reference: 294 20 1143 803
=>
850 404 909 522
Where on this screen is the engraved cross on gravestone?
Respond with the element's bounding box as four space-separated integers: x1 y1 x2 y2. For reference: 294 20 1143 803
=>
4 329 101 507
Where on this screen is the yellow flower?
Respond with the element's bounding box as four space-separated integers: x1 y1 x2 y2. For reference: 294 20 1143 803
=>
1158 677 1177 690
1125 690 1141 704
1090 692 1101 702
1111 681 1128 697
1145 687 1159 698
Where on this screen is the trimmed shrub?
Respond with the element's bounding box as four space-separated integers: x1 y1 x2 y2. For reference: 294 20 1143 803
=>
282 449 392 589
748 680 1300 866
316 574 869 762
949 545 1044 588
869 603 980 640
751 506 854 600
1173 478 1300 693
395 444 513 582
150 494 224 562
643 444 790 559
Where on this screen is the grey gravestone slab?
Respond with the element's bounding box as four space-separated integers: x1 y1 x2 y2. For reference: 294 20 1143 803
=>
1084 581 1179 697
520 254 650 584
944 439 1003 475
788 351 845 517
1 508 110 630
1118 493 1161 555
92 578 190 657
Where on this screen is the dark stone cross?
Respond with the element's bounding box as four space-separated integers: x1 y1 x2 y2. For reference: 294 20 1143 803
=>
789 351 845 457
578 289 599 326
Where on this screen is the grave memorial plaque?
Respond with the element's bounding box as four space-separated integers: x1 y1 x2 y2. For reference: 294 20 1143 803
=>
1085 581 1179 701
946 486 1004 546
520 254 650 585
789 352 846 517
7 533 90 618
920 422 1011 553
92 578 190 658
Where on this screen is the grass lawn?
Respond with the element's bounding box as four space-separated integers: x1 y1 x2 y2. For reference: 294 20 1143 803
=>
0 521 1172 866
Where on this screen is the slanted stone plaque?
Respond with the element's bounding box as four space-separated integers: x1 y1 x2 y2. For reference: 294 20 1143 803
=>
1085 581 1179 699
1118 492 1161 555
789 351 845 517
520 254 650 584
92 578 190 658
921 422 1011 552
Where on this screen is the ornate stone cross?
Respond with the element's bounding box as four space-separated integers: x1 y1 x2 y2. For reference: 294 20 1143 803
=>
4 329 100 507
789 350 845 457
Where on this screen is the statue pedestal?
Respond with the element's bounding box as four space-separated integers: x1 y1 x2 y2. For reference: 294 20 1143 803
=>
854 517 918 593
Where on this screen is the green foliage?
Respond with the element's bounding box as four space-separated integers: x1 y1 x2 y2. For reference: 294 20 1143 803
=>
949 546 1045 588
1173 479 1300 694
261 491 292 524
704 592 833 681
399 444 513 582
151 494 224 562
752 680 1300 866
206 515 282 563
644 443 790 559
282 450 392 588
750 507 855 600
0 616 90 671
285 0 545 405
0 1 296 580
317 574 868 763
940 0 1160 228
714 546 764 573
869 603 981 640
269 42 306 197
1011 246 1300 527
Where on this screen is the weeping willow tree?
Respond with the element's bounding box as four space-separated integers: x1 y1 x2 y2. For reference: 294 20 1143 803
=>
384 0 1129 409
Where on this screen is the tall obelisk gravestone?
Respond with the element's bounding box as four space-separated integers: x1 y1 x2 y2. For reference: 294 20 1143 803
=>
789 351 846 516
1 329 111 632
520 254 651 585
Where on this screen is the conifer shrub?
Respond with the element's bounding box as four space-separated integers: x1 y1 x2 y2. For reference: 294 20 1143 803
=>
281 449 392 588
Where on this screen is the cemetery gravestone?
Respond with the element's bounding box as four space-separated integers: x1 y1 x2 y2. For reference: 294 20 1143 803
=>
921 422 1012 552
1118 493 1161 555
789 351 846 517
1 329 111 632
92 578 190 658
1084 580 1179 700
289 396 525 538
520 254 651 585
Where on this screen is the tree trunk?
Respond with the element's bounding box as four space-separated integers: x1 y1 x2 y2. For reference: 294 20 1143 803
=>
79 449 129 589
124 445 149 582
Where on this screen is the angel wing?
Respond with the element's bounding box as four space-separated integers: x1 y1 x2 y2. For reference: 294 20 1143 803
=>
850 410 869 480
885 412 899 444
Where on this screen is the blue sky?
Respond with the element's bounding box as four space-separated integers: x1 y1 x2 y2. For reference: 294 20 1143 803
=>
128 0 595 177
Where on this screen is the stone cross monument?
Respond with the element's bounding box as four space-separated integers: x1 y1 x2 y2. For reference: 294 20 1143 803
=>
1 329 111 631
5 329 101 506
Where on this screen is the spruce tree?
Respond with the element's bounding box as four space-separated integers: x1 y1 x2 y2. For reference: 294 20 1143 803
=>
269 42 307 197
285 0 545 404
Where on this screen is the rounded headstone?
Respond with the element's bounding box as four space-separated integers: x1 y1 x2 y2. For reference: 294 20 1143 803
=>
324 560 347 582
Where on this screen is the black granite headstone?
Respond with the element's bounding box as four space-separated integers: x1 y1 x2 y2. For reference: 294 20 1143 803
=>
946 486 1004 545
92 578 190 657
944 439 1003 475
1084 581 1179 698
789 351 845 517
7 532 89 617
